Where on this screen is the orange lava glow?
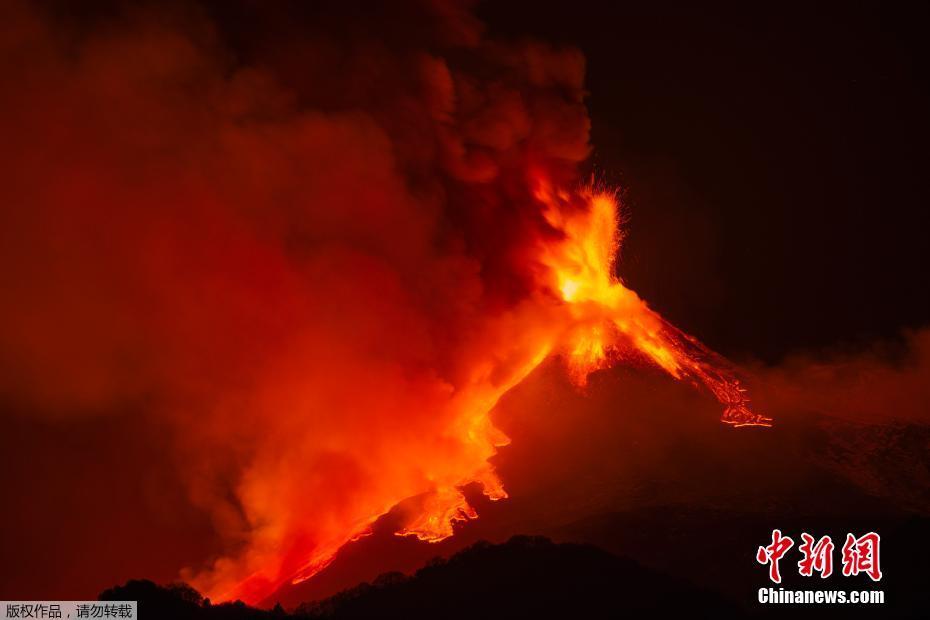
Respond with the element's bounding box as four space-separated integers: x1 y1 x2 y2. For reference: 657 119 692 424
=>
205 178 769 605
534 180 772 428
0 3 770 604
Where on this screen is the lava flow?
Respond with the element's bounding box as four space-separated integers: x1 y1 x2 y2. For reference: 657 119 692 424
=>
0 0 770 607
535 181 771 428
210 180 770 604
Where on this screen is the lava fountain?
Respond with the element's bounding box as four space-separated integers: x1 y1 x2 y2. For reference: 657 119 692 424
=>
207 177 770 604
0 0 769 606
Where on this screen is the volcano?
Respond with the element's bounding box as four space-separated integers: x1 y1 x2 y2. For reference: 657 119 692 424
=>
1 1 928 617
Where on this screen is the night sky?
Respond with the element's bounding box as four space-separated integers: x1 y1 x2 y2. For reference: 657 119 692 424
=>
481 1 930 361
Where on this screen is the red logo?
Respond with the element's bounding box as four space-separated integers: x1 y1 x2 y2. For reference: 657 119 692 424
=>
841 532 882 581
757 530 881 583
798 533 834 578
756 529 794 583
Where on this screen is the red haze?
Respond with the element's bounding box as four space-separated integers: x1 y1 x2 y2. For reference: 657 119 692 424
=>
2 1 924 608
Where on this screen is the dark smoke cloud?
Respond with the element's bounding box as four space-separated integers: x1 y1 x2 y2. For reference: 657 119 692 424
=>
0 0 590 603
753 328 930 426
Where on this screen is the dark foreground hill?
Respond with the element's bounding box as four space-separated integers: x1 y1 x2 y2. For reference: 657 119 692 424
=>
101 536 734 619
102 522 928 618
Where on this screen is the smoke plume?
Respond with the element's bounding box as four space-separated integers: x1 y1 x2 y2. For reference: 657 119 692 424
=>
0 0 600 603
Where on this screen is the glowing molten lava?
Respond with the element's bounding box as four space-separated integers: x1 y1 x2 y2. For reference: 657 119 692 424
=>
535 181 772 428
0 2 771 603
206 179 769 605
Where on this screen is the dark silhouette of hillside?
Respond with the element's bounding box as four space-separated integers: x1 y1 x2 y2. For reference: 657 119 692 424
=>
100 536 734 618
101 524 928 618
294 535 734 618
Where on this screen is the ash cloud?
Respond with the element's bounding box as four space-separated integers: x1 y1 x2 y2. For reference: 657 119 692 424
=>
0 0 589 603
753 328 930 427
